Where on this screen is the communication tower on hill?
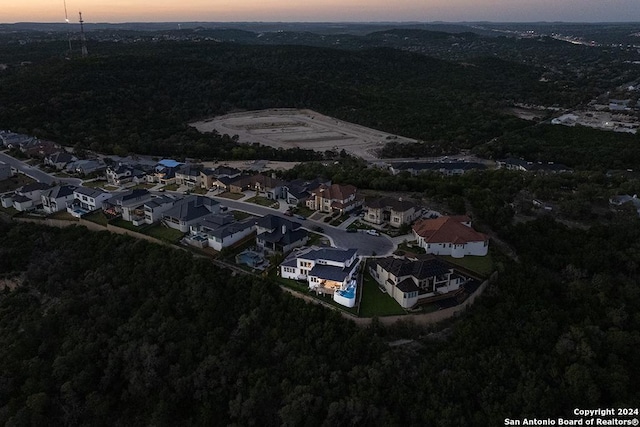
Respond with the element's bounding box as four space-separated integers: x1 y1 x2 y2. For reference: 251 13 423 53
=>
79 11 88 57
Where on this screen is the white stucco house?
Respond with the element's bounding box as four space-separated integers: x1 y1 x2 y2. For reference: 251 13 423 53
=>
68 187 111 216
412 215 489 258
41 185 77 214
280 247 360 307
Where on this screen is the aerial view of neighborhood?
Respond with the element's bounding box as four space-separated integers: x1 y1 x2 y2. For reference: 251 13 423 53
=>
0 4 639 426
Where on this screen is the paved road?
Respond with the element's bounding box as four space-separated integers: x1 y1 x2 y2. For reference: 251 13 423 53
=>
0 152 82 186
208 195 395 256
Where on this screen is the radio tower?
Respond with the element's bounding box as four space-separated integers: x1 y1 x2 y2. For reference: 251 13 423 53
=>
79 11 88 57
63 0 72 57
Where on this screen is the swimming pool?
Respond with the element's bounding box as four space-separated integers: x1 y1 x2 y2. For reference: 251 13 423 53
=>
333 280 357 308
235 250 265 268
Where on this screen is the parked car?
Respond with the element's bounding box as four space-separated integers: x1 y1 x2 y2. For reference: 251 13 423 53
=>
366 229 380 236
284 210 293 216
346 228 357 233
220 205 228 212
295 214 306 220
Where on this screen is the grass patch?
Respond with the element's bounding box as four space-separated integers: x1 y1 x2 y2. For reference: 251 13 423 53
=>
217 191 245 200
307 231 330 247
442 253 494 278
395 241 426 256
130 183 154 190
247 196 280 209
190 187 207 195
292 205 314 218
82 211 109 226
0 174 36 193
329 213 350 226
359 272 406 317
232 210 254 221
162 183 179 191
109 218 144 232
82 180 109 189
48 210 78 221
143 223 185 243
347 220 375 231
0 206 20 217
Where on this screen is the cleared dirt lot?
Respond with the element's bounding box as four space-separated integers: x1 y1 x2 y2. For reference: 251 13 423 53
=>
190 108 416 160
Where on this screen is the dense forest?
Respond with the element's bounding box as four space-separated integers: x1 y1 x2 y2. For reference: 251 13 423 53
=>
0 40 568 159
0 219 638 425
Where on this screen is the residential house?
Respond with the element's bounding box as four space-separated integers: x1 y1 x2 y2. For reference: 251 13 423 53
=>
306 183 361 214
280 247 359 307
412 215 489 258
363 197 421 228
609 194 640 216
1 182 51 211
0 163 14 181
369 255 467 308
105 163 146 186
162 195 220 232
230 174 286 199
284 177 331 206
103 189 153 224
0 131 33 149
186 215 256 251
21 139 61 159
497 158 572 173
255 214 308 253
147 159 184 185
66 159 106 176
390 161 486 176
175 164 202 188
41 185 77 214
142 195 176 225
200 166 241 189
44 151 77 171
68 187 111 216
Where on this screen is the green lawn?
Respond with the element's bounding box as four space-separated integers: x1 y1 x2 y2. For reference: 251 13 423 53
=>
292 205 314 218
143 224 184 243
81 180 109 189
48 210 79 221
359 273 406 317
162 183 179 191
247 196 279 209
130 183 154 190
232 210 254 221
395 242 426 256
190 187 207 195
0 206 20 217
217 191 245 200
442 253 494 278
82 211 109 226
109 218 144 232
329 213 350 226
307 231 329 247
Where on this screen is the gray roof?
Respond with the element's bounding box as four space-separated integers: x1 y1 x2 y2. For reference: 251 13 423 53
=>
374 256 451 280
48 151 74 164
256 214 301 231
258 228 307 245
75 186 107 198
163 195 219 222
12 194 32 203
144 195 175 209
210 219 255 239
18 182 50 193
299 248 357 263
308 264 352 282
42 185 76 199
396 278 420 293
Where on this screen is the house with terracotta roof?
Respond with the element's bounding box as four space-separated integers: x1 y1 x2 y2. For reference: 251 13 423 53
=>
363 197 421 228
412 215 489 258
306 183 361 214
369 255 468 308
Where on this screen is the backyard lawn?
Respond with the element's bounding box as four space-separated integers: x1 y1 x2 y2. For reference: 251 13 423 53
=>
83 211 109 226
442 253 494 278
0 174 35 193
359 273 406 317
143 224 184 243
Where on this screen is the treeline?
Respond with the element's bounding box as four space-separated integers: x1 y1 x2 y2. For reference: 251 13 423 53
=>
0 41 560 159
474 124 640 170
1 215 639 424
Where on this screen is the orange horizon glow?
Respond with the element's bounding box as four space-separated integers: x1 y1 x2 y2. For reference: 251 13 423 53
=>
1 0 639 24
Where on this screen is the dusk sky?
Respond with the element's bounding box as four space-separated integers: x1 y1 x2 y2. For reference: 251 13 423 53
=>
2 0 639 23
